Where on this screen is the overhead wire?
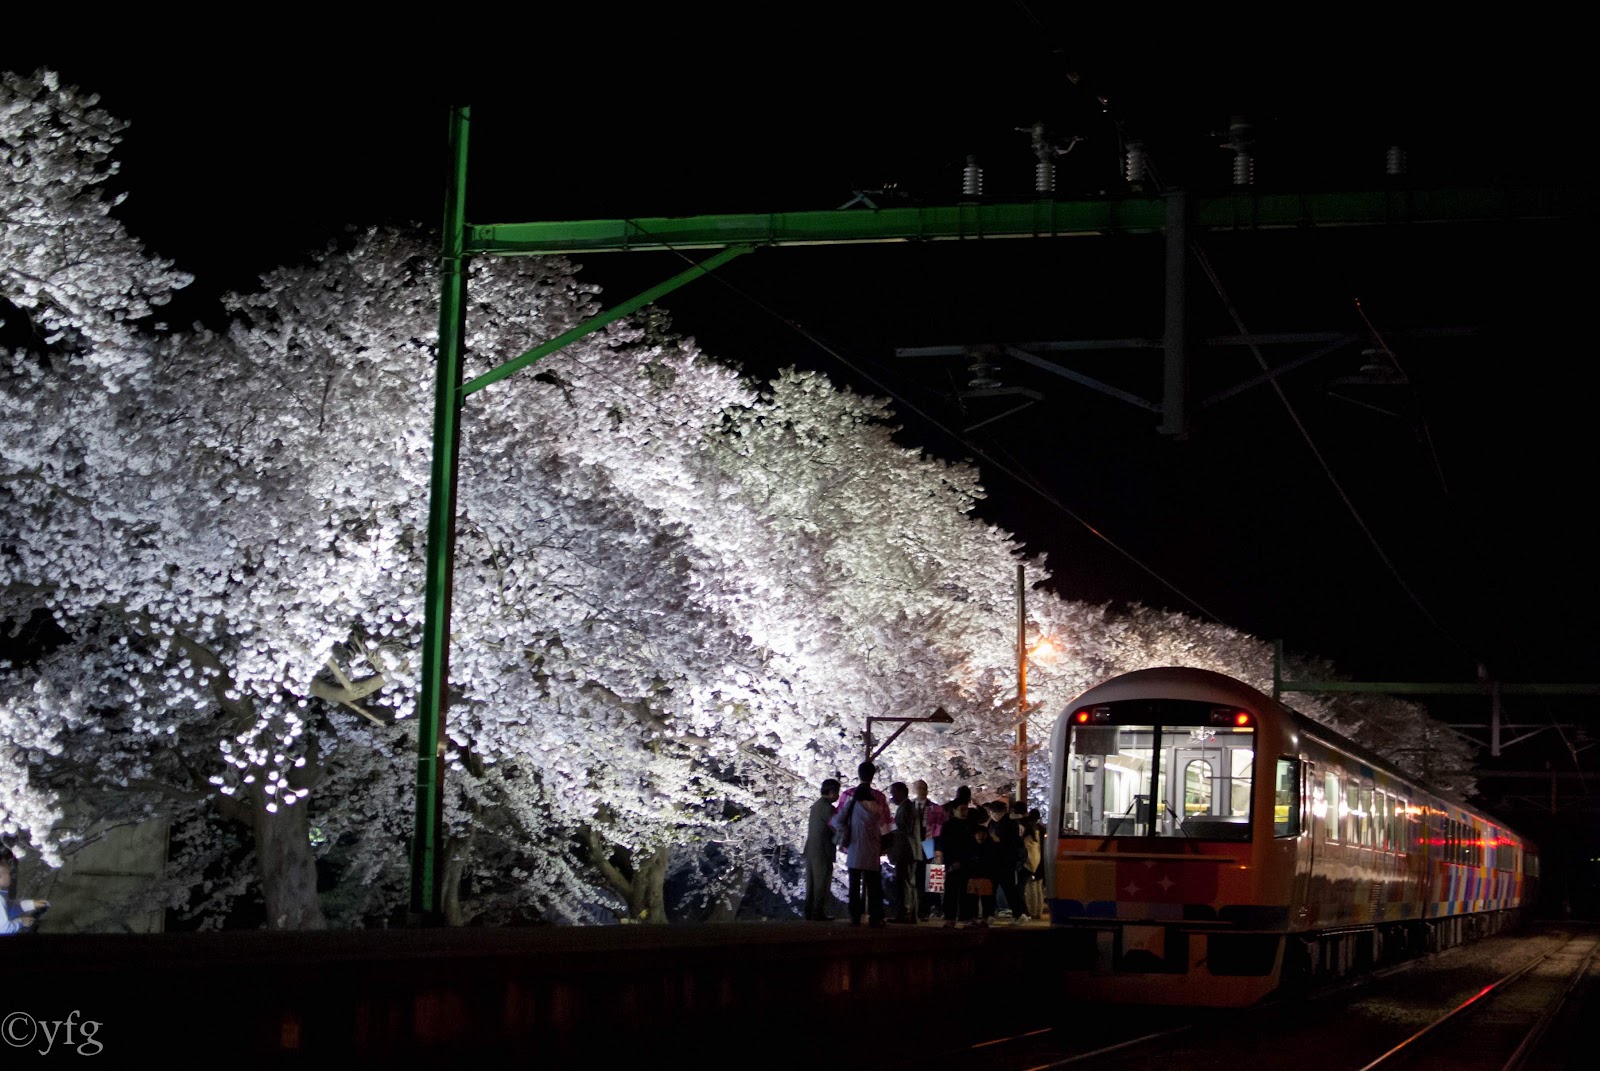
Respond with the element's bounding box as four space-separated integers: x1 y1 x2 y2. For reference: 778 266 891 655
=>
1010 24 1479 667
1024 26 1599 788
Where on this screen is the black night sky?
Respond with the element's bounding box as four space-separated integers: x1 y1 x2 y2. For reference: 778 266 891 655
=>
6 16 1598 803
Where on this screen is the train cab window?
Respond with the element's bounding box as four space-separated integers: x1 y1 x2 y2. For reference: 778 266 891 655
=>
1060 698 1254 840
1325 774 1340 843
1274 758 1300 837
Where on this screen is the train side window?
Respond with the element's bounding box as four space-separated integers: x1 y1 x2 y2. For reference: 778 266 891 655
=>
1384 794 1396 852
1359 786 1373 847
1324 773 1340 842
1398 798 1410 853
1274 757 1300 837
1344 780 1359 844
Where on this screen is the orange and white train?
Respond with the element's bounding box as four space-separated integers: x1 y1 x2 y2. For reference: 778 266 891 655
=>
1045 667 1538 1005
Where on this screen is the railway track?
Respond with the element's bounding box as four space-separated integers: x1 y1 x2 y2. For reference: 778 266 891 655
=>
1353 932 1597 1071
912 927 1593 1071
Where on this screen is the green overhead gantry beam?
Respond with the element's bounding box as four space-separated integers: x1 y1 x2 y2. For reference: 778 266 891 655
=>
1271 640 1600 761
412 102 1584 921
466 186 1580 256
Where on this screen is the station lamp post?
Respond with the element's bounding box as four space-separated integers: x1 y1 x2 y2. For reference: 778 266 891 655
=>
864 707 955 763
1017 563 1028 805
1015 562 1062 807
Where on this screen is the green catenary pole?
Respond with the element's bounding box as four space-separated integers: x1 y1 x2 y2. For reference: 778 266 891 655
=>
413 105 470 922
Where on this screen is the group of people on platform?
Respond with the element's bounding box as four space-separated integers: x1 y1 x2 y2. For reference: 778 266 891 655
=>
803 761 1046 928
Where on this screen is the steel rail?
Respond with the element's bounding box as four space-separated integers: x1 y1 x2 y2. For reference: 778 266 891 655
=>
1018 1023 1195 1070
1500 940 1599 1071
1353 939 1579 1071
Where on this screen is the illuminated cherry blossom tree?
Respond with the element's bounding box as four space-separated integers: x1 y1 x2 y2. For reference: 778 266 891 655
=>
1 69 1472 930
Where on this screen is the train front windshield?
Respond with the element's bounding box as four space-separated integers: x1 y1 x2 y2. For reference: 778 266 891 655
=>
1061 698 1255 841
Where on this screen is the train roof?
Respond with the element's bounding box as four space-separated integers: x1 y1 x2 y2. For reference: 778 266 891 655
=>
1056 666 1529 839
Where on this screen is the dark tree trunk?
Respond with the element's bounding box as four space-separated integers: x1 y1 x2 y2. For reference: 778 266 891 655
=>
248 784 326 930
441 834 471 926
584 828 670 923
638 846 668 922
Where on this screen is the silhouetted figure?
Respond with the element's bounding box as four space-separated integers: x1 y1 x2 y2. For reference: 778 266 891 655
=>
887 782 924 923
804 778 841 920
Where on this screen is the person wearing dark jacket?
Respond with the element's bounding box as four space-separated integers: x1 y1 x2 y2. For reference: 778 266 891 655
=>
803 779 841 920
938 800 976 927
985 799 1026 921
887 782 925 923
967 821 1006 926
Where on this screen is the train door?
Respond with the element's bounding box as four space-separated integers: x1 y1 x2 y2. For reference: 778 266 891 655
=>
1170 746 1225 834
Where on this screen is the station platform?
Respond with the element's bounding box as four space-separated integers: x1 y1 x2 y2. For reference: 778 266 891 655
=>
6 919 1062 1062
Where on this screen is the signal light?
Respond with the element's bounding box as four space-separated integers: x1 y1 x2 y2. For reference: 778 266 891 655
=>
1075 710 1090 723
1208 707 1253 726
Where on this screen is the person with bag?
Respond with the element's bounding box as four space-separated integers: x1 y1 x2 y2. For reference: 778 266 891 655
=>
1021 809 1046 922
831 762 891 927
803 778 842 921
962 819 1002 927
913 780 946 921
